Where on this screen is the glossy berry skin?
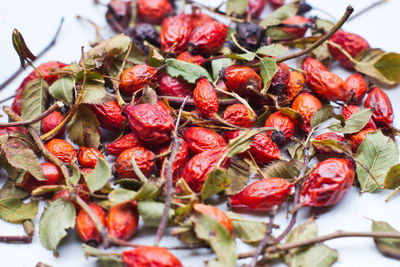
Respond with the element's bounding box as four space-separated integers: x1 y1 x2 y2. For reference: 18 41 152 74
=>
0 126 28 136
193 78 219 118
282 16 311 38
364 87 394 129
19 162 64 193
107 132 144 157
88 100 125 131
177 51 205 66
107 201 139 241
181 148 229 192
184 9 214 29
193 203 233 234
271 63 290 93
344 73 368 105
328 30 370 69
125 103 175 145
183 127 227 155
292 93 323 132
265 111 295 144
302 57 327 73
187 21 228 54
157 138 189 181
41 111 65 138
45 139 76 163
230 178 293 211
223 104 255 128
301 158 355 207
160 14 192 54
77 147 104 168
52 183 89 211
349 128 375 153
246 0 267 18
342 105 377 131
269 0 284 9
287 71 305 101
76 203 106 245
157 73 193 97
223 65 262 97
306 69 347 101
315 132 347 143
122 246 183 267
136 0 172 24
114 147 155 179
119 64 157 95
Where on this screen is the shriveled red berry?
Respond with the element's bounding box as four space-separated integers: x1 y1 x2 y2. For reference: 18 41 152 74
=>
265 111 295 144
223 65 262 97
291 93 322 132
157 138 189 182
223 104 255 128
41 111 65 138
136 0 172 24
314 132 350 155
122 246 183 267
302 57 327 73
18 162 64 193
349 128 376 153
88 100 125 131
176 51 205 66
364 87 394 129
119 64 157 95
246 0 267 18
287 70 305 101
193 78 219 118
107 132 144 157
315 132 347 143
77 147 104 168
157 73 193 97
160 14 192 54
271 62 290 93
45 139 76 163
344 73 368 105
114 147 155 179
282 16 311 38
305 69 347 101
183 127 227 155
187 21 228 54
107 201 139 241
193 203 233 234
76 203 106 245
184 8 214 29
52 183 89 211
342 105 377 131
269 0 284 9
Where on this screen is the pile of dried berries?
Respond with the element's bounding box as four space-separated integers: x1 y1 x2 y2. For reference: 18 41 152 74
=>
2 0 400 266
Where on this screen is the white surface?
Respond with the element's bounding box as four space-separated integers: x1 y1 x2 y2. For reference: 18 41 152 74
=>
1 0 400 266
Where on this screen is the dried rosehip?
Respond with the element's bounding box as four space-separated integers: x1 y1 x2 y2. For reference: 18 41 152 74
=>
236 22 266 52
157 138 189 181
315 132 347 143
45 139 76 163
18 162 64 192
305 69 347 101
119 64 157 95
122 246 183 267
187 21 228 54
281 16 311 38
270 62 290 94
193 203 233 234
364 87 394 129
107 133 144 157
107 201 139 241
193 78 219 118
183 127 227 155
265 111 295 144
328 29 370 69
160 14 192 54
342 105 377 131
269 0 284 9
157 73 193 97
76 203 106 245
77 147 104 168
184 8 214 29
291 92 322 132
223 104 256 128
223 65 262 97
114 147 155 179
176 51 205 66
349 128 376 153
302 57 326 73
287 70 305 101
105 0 131 32
156 100 172 116
0 126 28 136
301 158 355 207
314 132 350 155
343 73 368 105
230 178 293 211
41 111 65 138
128 23 160 53
125 103 175 145
246 0 267 18
88 100 125 132
136 0 172 24
181 148 229 192
52 183 89 211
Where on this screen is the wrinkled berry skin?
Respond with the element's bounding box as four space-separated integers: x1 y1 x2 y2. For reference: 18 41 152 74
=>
45 139 76 163
160 14 192 54
120 64 157 95
77 147 104 168
0 126 28 136
230 178 293 211
106 0 131 32
193 78 219 118
128 23 160 53
282 16 311 38
41 111 65 138
287 71 305 101
181 148 229 192
125 103 175 145
223 65 262 97
344 73 368 105
349 128 375 153
193 203 233 234
271 62 290 94
157 138 189 181
265 111 295 144
114 147 155 179
187 21 228 54
157 73 193 97
292 93 322 132
18 162 64 193
342 105 377 131
52 183 89 211
246 0 267 18
183 127 227 155
223 104 255 128
314 132 350 155
302 57 326 73
306 69 347 101
184 9 214 29
107 201 139 241
177 51 205 66
76 203 107 245
137 0 172 24
364 87 394 129
328 30 370 69
107 133 144 157
236 23 266 52
88 100 125 131
122 246 183 267
301 158 355 207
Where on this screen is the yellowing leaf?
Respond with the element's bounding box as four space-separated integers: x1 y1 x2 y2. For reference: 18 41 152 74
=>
0 198 38 223
67 105 100 148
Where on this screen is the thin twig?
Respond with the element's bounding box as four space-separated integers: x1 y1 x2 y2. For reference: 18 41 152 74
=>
157 95 239 106
0 235 32 243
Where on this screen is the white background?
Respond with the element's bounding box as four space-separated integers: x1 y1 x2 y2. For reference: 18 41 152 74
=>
1 0 400 266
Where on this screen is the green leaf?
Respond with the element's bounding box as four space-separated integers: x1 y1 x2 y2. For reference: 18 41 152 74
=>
383 163 400 189
82 244 124 266
279 107 304 123
148 47 164 68
256 44 289 57
259 57 277 91
293 245 338 267
193 213 237 267
259 2 300 27
288 142 304 161
133 178 162 200
165 58 212 84
68 160 81 186
266 28 295 40
311 139 351 155
226 0 249 16
12 29 36 68
105 34 131 57
21 78 49 133
310 105 339 129
39 199 76 256
262 160 302 180
108 188 136 205
0 198 38 223
355 130 399 192
226 212 267 243
328 108 373 134
225 162 249 195
201 168 230 199
137 200 174 227
372 220 400 260
227 129 262 157
84 156 111 193
49 76 74 104
67 105 100 148
211 58 233 80
226 53 256 61
82 80 106 104
0 180 28 199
